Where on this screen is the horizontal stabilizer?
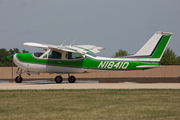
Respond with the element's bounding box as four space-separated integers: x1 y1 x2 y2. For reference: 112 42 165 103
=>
136 65 158 68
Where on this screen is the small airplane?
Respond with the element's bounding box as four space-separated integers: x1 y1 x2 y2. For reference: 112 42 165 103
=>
7 31 173 83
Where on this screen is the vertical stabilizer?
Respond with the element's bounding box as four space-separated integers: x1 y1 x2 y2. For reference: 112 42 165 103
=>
133 31 173 61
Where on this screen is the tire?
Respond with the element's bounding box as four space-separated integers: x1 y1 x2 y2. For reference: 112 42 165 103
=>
15 76 23 83
68 76 76 83
55 76 63 83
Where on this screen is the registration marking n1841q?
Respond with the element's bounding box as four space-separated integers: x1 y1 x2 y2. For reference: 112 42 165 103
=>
98 61 129 69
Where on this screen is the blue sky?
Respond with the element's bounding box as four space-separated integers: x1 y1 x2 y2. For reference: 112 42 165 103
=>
0 0 180 57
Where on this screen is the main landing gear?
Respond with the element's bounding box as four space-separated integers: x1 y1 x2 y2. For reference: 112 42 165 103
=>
55 74 76 83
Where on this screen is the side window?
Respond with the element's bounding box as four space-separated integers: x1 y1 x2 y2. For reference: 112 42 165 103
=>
43 54 47 58
66 52 83 59
48 50 61 59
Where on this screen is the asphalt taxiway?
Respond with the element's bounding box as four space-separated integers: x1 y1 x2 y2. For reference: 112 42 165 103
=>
0 80 180 89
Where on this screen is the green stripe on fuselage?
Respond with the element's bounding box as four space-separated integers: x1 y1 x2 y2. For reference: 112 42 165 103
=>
16 53 159 70
82 57 159 70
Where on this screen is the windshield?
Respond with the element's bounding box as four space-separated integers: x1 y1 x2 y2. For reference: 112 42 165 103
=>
34 52 44 57
33 49 47 58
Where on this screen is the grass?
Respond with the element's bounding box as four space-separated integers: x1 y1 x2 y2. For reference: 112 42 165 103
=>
0 89 180 120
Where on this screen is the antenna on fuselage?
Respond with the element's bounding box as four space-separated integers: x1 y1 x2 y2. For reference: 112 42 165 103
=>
60 37 69 46
70 38 78 46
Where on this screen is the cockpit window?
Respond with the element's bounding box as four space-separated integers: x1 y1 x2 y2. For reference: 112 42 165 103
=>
66 52 83 59
48 50 62 59
33 49 47 58
34 52 44 57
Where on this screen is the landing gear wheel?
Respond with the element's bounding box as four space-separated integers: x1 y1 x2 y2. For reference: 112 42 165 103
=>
15 76 23 83
68 76 76 83
55 76 63 83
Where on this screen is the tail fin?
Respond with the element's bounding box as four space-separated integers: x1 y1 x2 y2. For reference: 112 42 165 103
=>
133 31 173 62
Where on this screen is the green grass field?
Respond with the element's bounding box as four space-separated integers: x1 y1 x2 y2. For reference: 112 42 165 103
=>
0 89 180 120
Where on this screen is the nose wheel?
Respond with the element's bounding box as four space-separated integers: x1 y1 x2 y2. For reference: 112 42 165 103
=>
15 76 23 83
15 68 23 83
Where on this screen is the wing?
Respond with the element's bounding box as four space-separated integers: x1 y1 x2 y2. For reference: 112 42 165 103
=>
23 42 105 54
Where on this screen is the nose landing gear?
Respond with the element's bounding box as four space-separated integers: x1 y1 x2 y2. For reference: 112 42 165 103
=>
15 76 23 83
15 68 23 83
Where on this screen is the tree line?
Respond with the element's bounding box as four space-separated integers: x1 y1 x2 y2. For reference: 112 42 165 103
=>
0 48 29 66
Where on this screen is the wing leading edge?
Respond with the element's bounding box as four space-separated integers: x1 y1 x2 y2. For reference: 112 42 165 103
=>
23 42 105 54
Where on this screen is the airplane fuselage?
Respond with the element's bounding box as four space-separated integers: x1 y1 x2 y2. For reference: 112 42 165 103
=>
13 52 159 74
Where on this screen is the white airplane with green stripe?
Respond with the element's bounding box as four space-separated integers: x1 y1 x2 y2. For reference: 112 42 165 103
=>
7 31 173 83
